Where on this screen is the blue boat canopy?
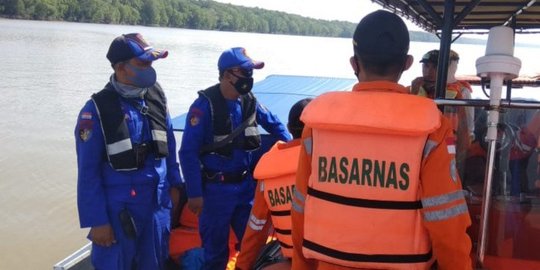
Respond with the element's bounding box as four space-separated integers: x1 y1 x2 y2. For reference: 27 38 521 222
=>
172 74 357 132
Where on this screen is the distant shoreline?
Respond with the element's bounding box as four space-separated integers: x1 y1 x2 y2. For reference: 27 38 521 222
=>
1 16 536 48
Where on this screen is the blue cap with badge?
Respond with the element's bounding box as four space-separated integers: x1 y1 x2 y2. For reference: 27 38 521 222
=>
106 33 168 66
218 47 264 72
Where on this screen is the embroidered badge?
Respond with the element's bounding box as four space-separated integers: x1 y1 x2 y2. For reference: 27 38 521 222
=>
78 119 93 142
189 108 203 126
190 116 199 126
79 128 92 142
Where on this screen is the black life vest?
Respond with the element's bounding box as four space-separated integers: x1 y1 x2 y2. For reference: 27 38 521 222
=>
198 84 261 157
92 82 168 171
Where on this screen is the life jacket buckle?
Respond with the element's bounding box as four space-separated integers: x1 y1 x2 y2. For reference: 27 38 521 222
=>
134 143 150 168
140 105 149 115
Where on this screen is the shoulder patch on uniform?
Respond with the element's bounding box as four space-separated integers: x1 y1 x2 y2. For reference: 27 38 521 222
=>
190 107 203 117
446 137 456 154
189 107 203 126
78 119 93 142
81 112 92 120
190 115 200 126
79 127 92 142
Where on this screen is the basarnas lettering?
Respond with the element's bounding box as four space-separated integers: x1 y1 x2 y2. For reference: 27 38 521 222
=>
318 156 410 191
267 185 295 207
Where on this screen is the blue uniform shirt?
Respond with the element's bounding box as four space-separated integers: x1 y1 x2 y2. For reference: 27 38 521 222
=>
75 96 182 228
179 94 291 198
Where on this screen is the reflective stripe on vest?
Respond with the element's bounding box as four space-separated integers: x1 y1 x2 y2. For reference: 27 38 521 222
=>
422 190 468 222
300 91 440 269
247 214 267 231
254 140 300 257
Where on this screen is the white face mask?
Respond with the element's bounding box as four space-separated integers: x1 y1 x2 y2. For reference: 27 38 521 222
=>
447 60 458 83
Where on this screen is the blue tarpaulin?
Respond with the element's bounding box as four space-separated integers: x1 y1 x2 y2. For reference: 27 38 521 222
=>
172 74 357 131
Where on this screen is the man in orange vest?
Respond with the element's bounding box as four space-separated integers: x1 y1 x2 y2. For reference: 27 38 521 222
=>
291 10 473 270
235 98 313 270
411 49 474 175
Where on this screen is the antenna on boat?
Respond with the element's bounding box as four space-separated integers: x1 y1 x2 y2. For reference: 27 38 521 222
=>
475 26 521 268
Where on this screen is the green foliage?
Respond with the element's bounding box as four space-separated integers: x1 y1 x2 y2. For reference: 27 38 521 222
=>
0 0 358 38
2 0 488 43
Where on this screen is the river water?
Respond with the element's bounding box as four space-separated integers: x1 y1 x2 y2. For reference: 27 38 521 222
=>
0 18 538 269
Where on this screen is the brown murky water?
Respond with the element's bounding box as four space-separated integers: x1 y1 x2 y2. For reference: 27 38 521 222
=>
2 17 539 269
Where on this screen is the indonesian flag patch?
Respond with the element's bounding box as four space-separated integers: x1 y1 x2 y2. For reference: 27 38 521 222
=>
78 113 93 142
446 137 456 155
81 112 92 120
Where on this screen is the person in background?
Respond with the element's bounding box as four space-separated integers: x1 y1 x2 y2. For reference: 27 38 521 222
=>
291 10 472 270
235 98 313 270
75 33 182 270
179 47 291 270
411 49 474 176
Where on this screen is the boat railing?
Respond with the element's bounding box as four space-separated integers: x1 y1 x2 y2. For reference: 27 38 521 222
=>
53 242 93 270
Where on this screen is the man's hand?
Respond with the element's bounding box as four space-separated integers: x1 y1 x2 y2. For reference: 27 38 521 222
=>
410 77 424 95
187 197 204 216
90 224 115 247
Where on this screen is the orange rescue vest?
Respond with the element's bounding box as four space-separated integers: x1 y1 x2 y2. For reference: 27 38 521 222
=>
417 81 469 133
300 91 441 269
253 140 301 257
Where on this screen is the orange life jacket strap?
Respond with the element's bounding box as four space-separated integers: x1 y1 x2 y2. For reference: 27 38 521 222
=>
307 187 422 210
303 239 433 263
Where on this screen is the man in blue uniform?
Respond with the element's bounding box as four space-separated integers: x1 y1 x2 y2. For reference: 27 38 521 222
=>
75 33 182 270
179 47 291 270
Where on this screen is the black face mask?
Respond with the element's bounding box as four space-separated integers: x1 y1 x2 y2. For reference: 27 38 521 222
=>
229 72 254 95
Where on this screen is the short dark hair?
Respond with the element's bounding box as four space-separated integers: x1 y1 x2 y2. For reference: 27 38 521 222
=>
353 10 409 66
288 98 312 139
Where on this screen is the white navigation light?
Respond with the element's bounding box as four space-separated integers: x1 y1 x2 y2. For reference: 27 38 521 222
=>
475 26 523 265
476 26 521 79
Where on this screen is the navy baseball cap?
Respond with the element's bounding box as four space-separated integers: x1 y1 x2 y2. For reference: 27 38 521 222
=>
353 10 409 63
106 33 168 66
218 47 264 72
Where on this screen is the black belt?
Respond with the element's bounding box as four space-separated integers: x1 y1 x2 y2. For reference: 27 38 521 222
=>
203 170 248 183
